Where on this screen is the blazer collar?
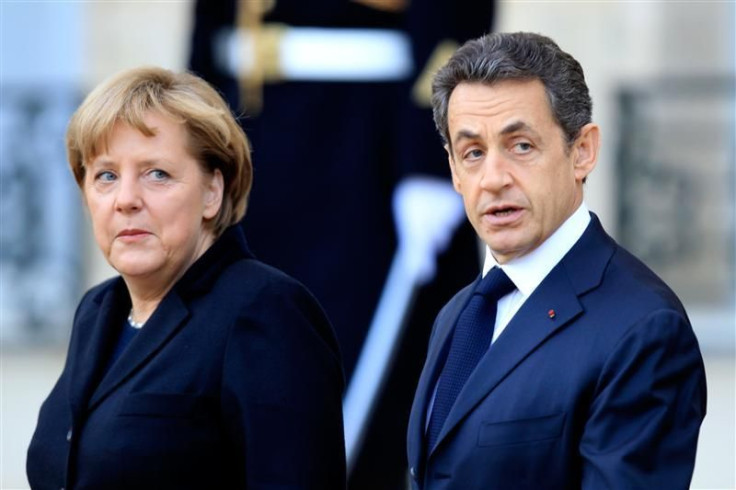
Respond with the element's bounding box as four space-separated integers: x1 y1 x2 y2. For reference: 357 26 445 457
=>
414 214 616 462
68 278 127 417
86 291 189 409
172 225 254 300
69 225 254 413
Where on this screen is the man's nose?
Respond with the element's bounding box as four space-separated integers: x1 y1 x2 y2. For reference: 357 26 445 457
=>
479 151 513 192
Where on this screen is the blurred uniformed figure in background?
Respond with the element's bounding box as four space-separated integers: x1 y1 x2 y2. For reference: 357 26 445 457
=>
189 1 494 488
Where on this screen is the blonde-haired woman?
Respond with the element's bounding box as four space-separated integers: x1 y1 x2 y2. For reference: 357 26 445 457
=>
27 67 346 490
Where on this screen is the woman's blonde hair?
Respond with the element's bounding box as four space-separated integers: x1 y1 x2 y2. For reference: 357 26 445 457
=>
66 66 252 238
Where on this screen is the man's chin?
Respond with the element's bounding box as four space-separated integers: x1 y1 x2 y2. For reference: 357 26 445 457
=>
484 238 527 265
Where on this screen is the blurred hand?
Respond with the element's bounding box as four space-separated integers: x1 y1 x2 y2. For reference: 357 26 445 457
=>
392 176 465 285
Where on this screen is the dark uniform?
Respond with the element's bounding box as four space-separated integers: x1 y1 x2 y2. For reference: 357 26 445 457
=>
189 2 494 488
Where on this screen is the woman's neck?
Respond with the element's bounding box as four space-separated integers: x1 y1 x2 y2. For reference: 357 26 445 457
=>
123 230 216 325
127 290 165 326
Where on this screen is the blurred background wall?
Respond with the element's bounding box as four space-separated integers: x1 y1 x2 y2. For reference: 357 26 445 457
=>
1 1 734 489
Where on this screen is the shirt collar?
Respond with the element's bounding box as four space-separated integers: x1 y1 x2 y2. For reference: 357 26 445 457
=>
482 203 591 297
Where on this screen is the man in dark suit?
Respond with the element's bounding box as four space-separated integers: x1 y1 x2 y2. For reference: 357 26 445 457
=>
407 32 707 490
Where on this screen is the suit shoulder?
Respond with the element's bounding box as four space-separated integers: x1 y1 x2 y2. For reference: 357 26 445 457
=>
219 258 317 304
216 258 341 359
606 245 686 313
578 244 695 351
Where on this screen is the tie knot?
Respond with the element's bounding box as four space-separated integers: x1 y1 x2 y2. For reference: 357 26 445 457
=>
475 267 515 300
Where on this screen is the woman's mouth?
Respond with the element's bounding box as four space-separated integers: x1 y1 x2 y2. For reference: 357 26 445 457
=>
116 229 151 242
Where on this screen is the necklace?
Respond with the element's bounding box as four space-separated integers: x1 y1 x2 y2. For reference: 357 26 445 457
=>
127 309 145 329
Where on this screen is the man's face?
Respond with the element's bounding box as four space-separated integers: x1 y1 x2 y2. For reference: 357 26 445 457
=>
446 79 598 264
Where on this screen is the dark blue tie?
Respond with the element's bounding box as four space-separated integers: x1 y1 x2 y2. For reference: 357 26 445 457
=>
427 267 515 452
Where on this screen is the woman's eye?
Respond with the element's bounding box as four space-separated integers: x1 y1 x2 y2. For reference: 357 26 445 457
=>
95 171 116 182
149 169 170 181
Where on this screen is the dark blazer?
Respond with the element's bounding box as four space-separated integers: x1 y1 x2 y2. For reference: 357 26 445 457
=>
27 226 346 490
407 215 706 490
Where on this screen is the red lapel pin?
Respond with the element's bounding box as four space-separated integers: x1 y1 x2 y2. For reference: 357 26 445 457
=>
548 309 556 319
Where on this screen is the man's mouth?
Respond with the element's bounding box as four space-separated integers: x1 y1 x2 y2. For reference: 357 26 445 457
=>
482 204 524 225
491 207 518 217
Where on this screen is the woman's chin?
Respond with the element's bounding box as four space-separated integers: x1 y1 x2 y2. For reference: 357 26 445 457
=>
109 255 164 280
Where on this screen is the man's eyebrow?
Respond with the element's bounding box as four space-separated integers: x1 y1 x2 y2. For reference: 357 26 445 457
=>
452 121 540 144
500 120 546 145
500 120 534 136
452 129 481 146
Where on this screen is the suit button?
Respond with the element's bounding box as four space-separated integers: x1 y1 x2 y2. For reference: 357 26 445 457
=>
410 466 416 478
66 428 72 442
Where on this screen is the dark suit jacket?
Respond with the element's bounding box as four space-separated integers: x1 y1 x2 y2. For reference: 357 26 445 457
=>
407 215 706 490
27 226 346 490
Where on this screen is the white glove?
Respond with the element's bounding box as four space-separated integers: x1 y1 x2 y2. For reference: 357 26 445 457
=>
392 176 465 285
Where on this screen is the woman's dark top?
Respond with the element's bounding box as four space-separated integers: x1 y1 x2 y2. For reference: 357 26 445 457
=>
26 226 346 489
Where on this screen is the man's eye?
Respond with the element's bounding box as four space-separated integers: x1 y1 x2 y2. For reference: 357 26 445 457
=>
514 142 533 153
465 149 484 160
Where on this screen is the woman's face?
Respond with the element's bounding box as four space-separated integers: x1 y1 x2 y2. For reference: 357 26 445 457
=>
83 112 223 290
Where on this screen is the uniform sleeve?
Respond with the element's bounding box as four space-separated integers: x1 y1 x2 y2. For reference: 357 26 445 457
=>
188 0 241 109
580 309 707 490
219 279 347 490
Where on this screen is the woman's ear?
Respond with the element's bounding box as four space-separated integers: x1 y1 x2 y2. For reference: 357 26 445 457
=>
203 169 224 220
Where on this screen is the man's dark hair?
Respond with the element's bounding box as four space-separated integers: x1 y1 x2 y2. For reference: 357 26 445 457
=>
432 32 592 149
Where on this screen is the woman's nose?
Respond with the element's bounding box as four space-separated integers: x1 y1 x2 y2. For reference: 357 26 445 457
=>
114 174 143 212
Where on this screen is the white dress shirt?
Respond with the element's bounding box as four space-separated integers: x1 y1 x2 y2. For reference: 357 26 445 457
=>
425 204 591 431
483 203 591 344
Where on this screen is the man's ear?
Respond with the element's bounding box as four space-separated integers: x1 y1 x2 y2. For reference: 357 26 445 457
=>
446 144 461 193
203 168 224 220
572 123 599 183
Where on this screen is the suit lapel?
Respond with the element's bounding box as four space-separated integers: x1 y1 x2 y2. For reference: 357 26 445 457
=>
88 293 189 410
407 281 476 475
420 282 478 407
429 265 582 456
427 214 616 457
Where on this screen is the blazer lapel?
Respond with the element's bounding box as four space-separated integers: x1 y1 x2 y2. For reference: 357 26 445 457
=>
68 281 125 418
87 292 189 410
